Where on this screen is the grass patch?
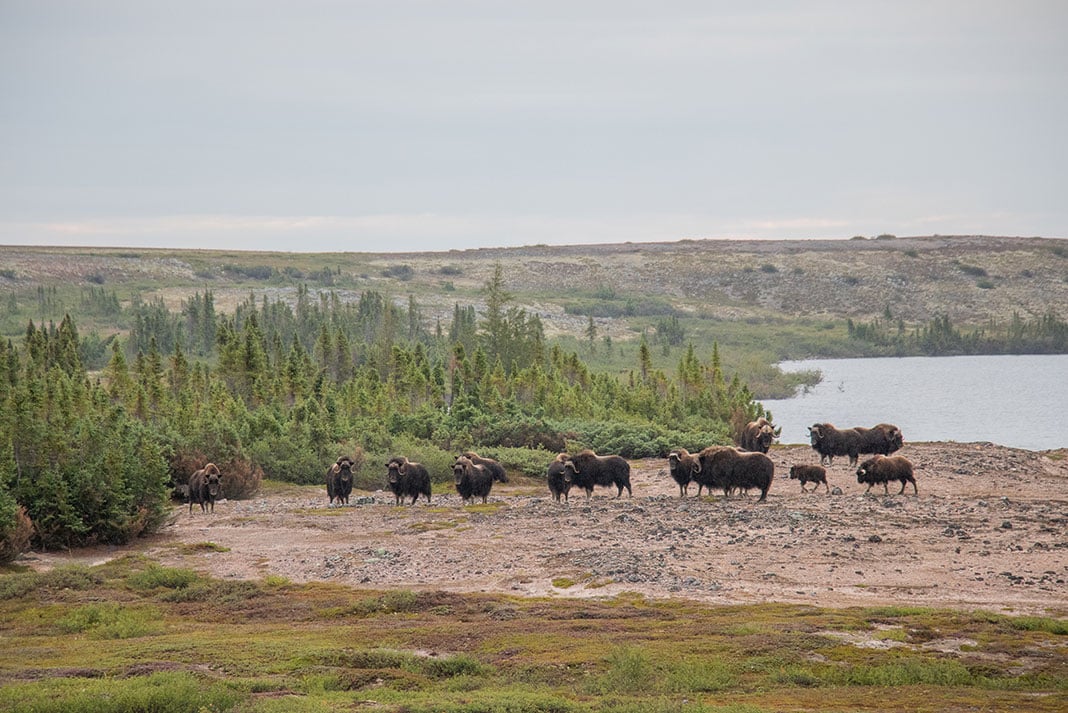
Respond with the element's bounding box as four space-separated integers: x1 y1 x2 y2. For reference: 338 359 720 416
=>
126 564 199 592
0 670 244 712
56 602 164 639
178 541 231 553
0 558 1064 712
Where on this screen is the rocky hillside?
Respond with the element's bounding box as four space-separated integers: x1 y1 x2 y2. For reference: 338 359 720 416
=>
2 235 1066 341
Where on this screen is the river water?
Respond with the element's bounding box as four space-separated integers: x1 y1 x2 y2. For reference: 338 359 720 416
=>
759 354 1068 451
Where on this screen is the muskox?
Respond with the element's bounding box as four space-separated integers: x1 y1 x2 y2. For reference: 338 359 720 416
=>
696 446 774 502
858 423 905 456
189 462 221 513
546 453 572 503
856 455 917 495
809 422 904 467
738 417 780 453
453 455 493 504
562 450 632 500
461 451 509 483
789 464 829 493
667 448 701 497
386 456 432 505
326 456 355 506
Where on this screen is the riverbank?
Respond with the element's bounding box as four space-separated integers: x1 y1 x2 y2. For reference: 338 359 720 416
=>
25 442 1068 617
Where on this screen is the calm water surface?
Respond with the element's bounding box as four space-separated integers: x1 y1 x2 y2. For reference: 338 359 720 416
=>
760 354 1068 451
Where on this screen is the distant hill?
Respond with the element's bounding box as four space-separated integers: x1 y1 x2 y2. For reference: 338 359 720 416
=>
2 235 1066 369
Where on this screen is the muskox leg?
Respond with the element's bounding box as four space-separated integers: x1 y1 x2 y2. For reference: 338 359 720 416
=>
823 480 830 494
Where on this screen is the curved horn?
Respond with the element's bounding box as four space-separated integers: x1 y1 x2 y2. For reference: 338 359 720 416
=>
331 464 340 474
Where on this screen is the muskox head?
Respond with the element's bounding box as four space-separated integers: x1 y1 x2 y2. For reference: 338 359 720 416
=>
808 424 823 444
203 463 222 497
453 456 473 484
667 449 701 474
334 457 354 483
856 458 876 483
386 457 409 485
561 458 578 483
788 465 800 480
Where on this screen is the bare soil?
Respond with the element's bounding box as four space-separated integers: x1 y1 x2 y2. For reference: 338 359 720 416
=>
25 442 1068 617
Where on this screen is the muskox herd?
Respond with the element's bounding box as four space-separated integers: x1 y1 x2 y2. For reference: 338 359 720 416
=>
658 417 914 502
185 417 915 515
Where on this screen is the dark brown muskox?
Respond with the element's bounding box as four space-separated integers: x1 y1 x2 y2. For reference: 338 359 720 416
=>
453 455 493 504
808 423 863 466
189 463 222 514
386 456 432 505
546 453 571 503
857 423 904 456
789 464 829 493
809 422 904 466
562 450 632 500
737 417 781 453
326 456 355 506
695 446 774 502
856 455 917 495
667 448 701 497
461 451 508 483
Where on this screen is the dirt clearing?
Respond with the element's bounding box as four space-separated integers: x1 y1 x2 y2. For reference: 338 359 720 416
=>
25 442 1068 616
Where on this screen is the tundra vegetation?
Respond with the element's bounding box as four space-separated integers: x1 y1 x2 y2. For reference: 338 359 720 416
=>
0 558 1064 712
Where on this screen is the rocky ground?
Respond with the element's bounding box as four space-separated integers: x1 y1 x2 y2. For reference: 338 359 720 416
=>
27 442 1068 616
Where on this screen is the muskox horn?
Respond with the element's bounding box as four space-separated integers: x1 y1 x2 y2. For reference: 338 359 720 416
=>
331 464 340 474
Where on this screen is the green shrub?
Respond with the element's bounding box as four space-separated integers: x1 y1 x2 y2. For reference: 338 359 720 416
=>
0 670 244 712
57 602 163 639
126 564 199 592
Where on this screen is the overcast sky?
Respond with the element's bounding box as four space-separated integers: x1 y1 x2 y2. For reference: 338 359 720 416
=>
1 1 1066 252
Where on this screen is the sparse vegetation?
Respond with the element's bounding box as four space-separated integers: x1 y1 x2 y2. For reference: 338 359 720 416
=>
0 560 1062 712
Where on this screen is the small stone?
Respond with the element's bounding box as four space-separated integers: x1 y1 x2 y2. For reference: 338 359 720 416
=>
1001 521 1013 529
868 534 883 543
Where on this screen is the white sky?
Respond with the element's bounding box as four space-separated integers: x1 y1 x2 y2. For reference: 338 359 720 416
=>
1 1 1066 252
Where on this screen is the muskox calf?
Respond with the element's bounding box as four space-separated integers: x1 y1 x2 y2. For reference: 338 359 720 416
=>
562 450 632 500
667 448 701 497
386 456 432 505
789 464 829 493
856 455 917 495
326 456 355 506
189 463 222 514
453 455 493 504
738 417 780 453
462 451 508 483
546 453 571 503
696 446 774 502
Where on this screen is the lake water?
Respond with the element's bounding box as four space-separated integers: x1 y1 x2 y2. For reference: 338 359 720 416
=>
760 354 1068 451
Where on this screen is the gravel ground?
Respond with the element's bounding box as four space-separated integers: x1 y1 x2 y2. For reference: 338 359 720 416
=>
26 442 1068 616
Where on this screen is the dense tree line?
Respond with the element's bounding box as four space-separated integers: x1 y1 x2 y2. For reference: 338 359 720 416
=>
0 266 766 557
847 310 1068 355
